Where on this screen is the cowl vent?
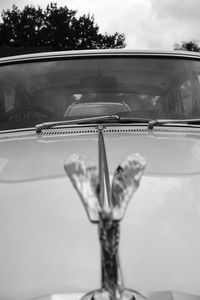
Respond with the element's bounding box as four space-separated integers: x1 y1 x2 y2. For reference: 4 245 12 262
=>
0 126 200 142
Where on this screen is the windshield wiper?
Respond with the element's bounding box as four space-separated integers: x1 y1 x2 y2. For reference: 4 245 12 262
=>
36 115 121 133
35 115 150 134
148 118 200 130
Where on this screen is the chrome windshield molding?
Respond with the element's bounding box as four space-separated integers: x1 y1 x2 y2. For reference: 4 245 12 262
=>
1 49 200 65
64 125 146 300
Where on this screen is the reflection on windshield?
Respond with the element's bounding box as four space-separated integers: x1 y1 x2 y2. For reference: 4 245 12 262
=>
0 57 200 130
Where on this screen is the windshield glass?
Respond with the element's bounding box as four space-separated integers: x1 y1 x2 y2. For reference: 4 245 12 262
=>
1 56 200 130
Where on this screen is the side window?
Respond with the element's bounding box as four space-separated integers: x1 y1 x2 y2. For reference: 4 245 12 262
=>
2 87 16 112
180 80 193 114
4 88 15 112
0 87 16 116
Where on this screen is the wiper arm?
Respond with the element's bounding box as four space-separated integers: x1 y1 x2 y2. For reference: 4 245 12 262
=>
35 115 151 134
35 115 120 134
148 118 200 130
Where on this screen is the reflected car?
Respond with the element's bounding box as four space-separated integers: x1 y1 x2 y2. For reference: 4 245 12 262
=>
1 50 200 300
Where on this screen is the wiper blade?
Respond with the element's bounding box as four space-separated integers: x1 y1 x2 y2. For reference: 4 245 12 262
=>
148 118 200 130
35 115 150 134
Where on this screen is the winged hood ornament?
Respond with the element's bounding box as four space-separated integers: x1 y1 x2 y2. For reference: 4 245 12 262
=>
64 126 146 300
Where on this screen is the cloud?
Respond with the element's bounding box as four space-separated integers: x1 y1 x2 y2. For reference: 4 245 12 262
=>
105 0 200 50
151 0 200 22
150 0 200 48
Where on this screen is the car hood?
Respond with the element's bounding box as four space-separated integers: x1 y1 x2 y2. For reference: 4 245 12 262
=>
1 126 200 300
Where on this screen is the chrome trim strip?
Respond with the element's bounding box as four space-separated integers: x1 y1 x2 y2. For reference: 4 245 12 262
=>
1 49 200 65
98 126 112 210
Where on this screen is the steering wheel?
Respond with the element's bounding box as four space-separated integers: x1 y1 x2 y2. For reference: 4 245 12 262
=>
5 105 56 120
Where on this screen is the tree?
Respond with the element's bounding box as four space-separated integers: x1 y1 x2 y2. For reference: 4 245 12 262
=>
174 40 200 52
0 3 126 50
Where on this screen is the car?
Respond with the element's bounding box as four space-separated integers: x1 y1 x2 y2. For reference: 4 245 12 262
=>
64 101 131 117
1 49 200 300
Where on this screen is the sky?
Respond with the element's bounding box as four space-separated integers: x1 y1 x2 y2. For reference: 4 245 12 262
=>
0 0 199 50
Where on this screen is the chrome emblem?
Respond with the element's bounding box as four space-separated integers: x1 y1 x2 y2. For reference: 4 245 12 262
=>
64 126 146 300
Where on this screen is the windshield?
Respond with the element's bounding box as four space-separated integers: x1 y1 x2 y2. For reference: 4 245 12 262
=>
0 56 200 130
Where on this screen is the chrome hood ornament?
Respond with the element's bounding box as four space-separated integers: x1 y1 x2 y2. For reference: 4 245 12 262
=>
64 126 146 300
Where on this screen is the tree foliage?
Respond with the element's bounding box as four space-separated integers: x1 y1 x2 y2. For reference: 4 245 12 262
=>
174 40 200 52
0 3 126 50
